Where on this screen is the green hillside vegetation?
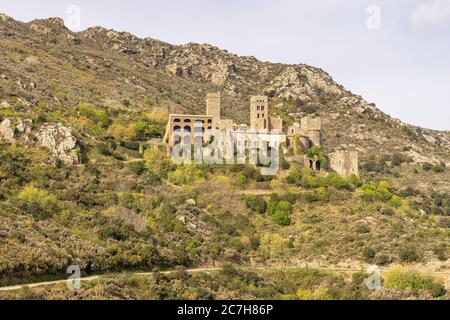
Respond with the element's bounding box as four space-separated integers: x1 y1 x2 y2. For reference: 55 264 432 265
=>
0 14 448 299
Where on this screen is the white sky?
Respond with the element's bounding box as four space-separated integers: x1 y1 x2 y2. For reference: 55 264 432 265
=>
1 0 449 130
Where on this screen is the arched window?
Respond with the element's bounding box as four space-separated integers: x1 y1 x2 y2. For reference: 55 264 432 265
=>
174 125 181 132
174 119 181 123
184 126 192 132
184 119 191 123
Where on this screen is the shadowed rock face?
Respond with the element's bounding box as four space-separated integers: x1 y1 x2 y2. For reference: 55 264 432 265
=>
37 124 79 165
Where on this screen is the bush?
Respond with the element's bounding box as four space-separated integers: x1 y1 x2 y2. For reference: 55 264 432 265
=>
266 195 293 226
272 210 291 226
392 153 412 167
96 143 113 156
362 247 376 262
17 186 59 219
385 267 446 297
168 165 207 185
326 173 350 190
244 195 267 214
399 246 421 263
128 161 146 176
144 148 171 177
305 187 329 202
422 162 433 171
347 174 362 188
389 195 403 209
78 103 112 128
360 181 392 202
433 245 447 262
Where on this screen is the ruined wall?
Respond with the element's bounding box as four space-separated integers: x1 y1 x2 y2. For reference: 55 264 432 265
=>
308 130 322 147
330 151 359 178
269 116 283 132
301 116 322 131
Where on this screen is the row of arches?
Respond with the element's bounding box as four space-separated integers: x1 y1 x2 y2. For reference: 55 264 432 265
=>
173 118 213 124
173 125 210 133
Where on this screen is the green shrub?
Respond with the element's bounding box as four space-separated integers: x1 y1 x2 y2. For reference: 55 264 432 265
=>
326 173 350 190
98 219 137 241
305 187 329 202
385 267 446 297
128 161 146 176
389 195 402 209
244 195 267 214
168 165 207 185
266 195 294 226
433 244 447 261
360 181 392 202
362 247 376 262
144 148 171 177
78 103 112 128
399 246 421 263
96 143 113 156
347 174 362 188
17 186 59 219
272 210 291 226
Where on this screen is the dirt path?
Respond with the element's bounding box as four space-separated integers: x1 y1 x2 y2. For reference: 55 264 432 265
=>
1 265 448 292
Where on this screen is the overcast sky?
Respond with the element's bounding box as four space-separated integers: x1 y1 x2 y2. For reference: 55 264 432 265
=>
1 0 449 130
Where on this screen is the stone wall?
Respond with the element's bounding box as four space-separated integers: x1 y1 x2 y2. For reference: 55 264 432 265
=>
330 151 359 178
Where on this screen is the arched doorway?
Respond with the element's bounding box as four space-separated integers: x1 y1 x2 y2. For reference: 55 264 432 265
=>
316 160 321 171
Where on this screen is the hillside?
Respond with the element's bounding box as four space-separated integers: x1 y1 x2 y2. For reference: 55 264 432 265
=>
0 13 448 300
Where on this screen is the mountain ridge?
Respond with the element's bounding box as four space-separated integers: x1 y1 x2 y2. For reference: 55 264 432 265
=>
0 12 449 165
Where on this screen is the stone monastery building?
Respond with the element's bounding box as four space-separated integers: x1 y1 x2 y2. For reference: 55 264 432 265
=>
164 92 358 178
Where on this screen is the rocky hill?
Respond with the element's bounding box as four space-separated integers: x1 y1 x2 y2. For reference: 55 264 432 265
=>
1 13 449 160
0 13 448 299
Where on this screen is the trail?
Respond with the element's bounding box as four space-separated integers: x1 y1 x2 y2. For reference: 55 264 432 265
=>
1 265 449 292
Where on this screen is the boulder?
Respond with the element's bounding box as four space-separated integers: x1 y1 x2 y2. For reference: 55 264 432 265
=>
185 199 196 206
0 101 11 108
24 56 40 66
37 123 79 165
0 119 15 143
16 119 33 141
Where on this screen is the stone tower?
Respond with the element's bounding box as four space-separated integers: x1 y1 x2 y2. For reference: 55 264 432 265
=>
206 92 221 127
301 116 322 146
250 96 269 131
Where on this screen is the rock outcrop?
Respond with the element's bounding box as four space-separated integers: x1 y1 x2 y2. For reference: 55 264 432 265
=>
37 123 79 165
16 119 33 141
0 119 15 143
264 66 344 101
